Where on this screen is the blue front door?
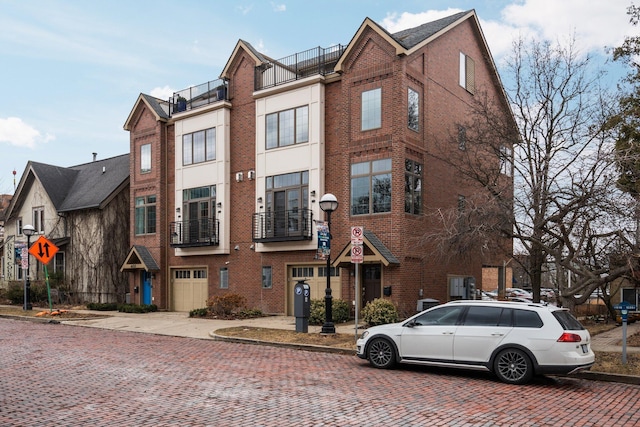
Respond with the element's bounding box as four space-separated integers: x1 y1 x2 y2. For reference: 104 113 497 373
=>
142 271 152 305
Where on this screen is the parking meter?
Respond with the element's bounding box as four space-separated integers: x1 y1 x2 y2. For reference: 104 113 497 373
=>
294 280 311 333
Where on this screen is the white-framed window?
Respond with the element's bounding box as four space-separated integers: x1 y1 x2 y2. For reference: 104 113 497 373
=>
266 105 309 149
135 195 156 235
500 145 513 176
408 87 419 131
16 218 23 236
183 128 216 165
220 267 228 289
361 88 381 131
262 266 272 289
459 52 475 94
351 158 392 215
33 207 44 233
141 144 151 173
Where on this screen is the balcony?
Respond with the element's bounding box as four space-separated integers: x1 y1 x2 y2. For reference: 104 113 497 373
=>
170 78 228 115
170 218 219 248
252 209 314 243
255 44 346 91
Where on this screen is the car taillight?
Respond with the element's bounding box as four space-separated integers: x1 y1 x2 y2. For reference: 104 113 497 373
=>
557 332 582 342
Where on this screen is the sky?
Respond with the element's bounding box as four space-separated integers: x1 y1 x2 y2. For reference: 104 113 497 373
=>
0 0 638 194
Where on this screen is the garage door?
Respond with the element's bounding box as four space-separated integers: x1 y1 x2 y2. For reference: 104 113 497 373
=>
172 268 209 312
286 265 342 315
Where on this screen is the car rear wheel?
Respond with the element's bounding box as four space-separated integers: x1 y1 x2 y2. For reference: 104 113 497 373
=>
367 337 395 369
494 348 533 384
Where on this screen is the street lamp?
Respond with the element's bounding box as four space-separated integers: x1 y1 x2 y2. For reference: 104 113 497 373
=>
319 193 338 334
22 224 35 311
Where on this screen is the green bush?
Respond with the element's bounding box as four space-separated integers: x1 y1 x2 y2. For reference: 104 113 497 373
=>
118 303 158 313
362 298 399 326
189 307 208 317
86 302 119 311
5 281 48 304
309 298 350 325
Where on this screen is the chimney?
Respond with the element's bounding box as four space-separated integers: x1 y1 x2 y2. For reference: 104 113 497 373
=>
93 152 97 162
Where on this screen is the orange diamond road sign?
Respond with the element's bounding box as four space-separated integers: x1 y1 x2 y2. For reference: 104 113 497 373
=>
28 235 59 265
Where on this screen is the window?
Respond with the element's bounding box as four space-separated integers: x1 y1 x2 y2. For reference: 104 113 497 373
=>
141 144 151 173
361 88 381 131
33 207 44 233
463 306 505 326
16 218 23 236
135 195 156 235
183 128 216 165
513 309 543 328
408 88 419 131
220 267 228 289
351 159 392 215
53 252 65 275
319 266 340 277
183 186 216 243
262 266 272 289
175 270 191 279
457 195 466 213
266 106 309 149
413 306 464 326
292 267 314 278
500 145 512 176
405 160 422 214
458 126 466 150
459 52 475 94
265 171 309 237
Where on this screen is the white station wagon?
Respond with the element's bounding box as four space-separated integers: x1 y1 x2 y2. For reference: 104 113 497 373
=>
356 300 594 384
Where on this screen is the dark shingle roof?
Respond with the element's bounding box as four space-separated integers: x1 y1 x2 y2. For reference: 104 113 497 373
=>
141 93 170 119
364 229 400 265
30 162 80 208
390 10 471 49
57 154 129 212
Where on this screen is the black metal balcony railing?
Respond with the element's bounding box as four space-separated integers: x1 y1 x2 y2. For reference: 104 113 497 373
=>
252 209 314 243
255 44 346 91
170 218 220 247
170 78 228 115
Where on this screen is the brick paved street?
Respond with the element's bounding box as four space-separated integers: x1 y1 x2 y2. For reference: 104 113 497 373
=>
1 319 639 427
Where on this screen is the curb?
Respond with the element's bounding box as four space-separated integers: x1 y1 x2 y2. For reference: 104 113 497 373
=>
210 331 357 356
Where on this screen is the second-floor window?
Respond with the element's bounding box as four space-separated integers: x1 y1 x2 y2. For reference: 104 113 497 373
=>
135 195 156 235
16 218 23 236
183 185 216 242
405 159 423 214
459 52 475 94
266 171 309 236
361 88 381 131
266 105 309 149
500 145 513 176
183 128 216 166
351 158 392 215
33 207 44 233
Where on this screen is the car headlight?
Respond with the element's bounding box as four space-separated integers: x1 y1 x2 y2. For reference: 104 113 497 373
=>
360 330 369 340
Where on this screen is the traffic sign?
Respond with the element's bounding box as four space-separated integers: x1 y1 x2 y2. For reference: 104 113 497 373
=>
351 243 363 264
28 235 59 265
351 226 363 245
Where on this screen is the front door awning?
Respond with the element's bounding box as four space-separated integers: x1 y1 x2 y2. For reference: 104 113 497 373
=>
120 245 160 272
333 229 400 268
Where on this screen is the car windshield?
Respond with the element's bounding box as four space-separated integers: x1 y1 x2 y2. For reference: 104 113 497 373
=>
552 310 585 331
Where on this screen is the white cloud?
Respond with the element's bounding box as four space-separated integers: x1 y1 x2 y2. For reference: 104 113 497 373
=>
380 1 640 61
271 2 286 12
0 117 54 149
150 86 175 100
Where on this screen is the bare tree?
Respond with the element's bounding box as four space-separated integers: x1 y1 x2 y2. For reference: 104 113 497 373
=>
426 35 634 308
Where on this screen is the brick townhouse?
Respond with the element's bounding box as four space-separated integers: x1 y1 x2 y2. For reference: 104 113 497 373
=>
121 10 514 317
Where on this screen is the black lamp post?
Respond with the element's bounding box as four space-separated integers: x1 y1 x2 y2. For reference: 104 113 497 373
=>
22 224 35 311
319 193 338 334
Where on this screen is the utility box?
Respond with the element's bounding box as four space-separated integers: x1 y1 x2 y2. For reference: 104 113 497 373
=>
294 280 311 333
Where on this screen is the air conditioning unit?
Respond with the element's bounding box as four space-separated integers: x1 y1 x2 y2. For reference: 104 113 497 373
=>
248 170 255 180
235 172 244 182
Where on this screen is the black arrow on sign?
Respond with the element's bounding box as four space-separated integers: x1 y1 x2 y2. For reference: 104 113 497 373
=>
37 242 51 259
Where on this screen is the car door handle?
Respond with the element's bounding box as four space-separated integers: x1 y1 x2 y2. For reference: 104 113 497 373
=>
442 331 455 335
491 333 504 336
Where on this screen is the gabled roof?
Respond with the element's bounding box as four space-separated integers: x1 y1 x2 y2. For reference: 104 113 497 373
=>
120 245 160 272
6 154 129 219
334 229 400 267
123 93 170 131
220 39 273 81
335 10 479 71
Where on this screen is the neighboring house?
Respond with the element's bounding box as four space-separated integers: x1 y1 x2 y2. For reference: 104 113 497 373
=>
122 10 514 316
0 193 12 284
1 154 130 303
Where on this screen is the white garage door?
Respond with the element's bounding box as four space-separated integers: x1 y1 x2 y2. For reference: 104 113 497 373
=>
286 265 341 315
172 268 209 312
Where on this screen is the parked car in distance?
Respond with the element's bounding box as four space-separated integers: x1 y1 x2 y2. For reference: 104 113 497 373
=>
506 288 533 299
356 300 594 384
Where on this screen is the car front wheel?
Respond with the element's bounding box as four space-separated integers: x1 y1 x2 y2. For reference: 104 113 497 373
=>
494 348 533 384
367 337 396 369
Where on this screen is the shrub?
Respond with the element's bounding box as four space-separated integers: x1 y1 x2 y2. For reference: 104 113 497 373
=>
362 298 399 326
189 307 208 318
87 302 119 311
309 298 350 325
207 293 246 316
5 281 48 304
118 303 158 313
